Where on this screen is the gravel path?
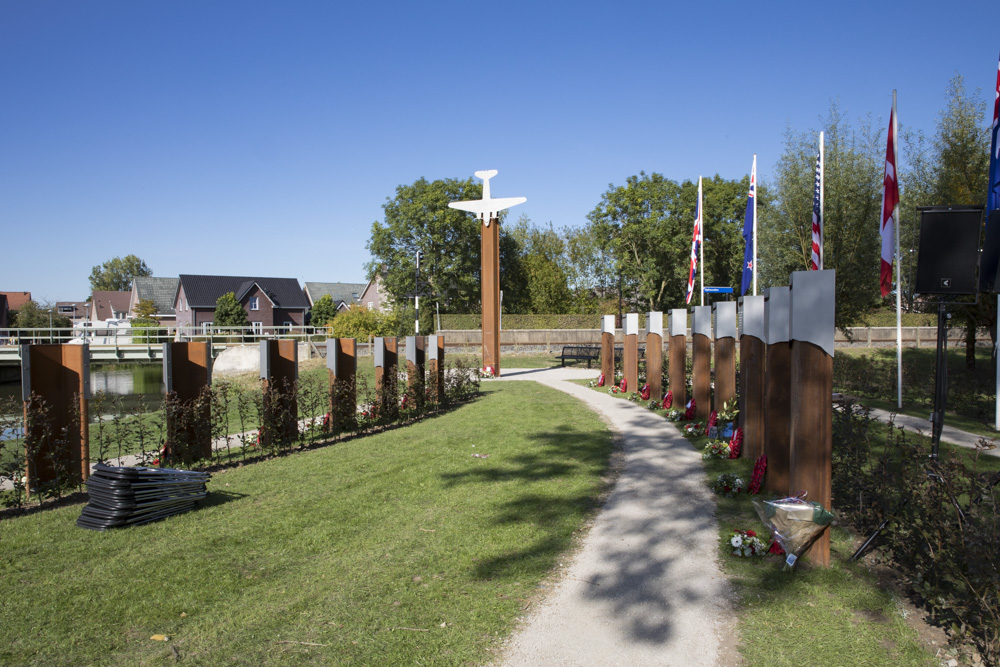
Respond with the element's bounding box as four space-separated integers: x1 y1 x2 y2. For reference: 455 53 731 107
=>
491 367 734 667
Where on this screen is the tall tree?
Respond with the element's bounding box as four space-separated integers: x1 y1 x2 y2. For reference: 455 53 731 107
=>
579 172 753 313
309 294 338 328
89 254 152 292
757 104 883 329
367 177 480 313
12 300 71 328
214 292 249 329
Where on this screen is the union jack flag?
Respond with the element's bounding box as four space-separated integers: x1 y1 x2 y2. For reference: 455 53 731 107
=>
685 178 703 304
810 151 823 270
989 52 1000 214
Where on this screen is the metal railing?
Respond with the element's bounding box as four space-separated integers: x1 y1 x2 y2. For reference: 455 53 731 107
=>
0 325 330 346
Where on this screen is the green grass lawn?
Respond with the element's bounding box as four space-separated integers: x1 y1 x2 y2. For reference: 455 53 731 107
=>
0 381 614 665
835 347 1000 439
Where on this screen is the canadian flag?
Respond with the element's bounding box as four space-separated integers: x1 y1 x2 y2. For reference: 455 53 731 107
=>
880 104 899 297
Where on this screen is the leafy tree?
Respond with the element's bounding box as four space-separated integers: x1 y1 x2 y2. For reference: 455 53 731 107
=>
758 104 883 329
506 217 573 313
577 172 752 313
366 177 524 314
134 298 158 321
89 254 152 292
214 292 249 329
309 294 338 328
12 300 71 328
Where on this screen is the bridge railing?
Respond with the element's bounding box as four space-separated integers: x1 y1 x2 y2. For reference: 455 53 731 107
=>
0 325 331 348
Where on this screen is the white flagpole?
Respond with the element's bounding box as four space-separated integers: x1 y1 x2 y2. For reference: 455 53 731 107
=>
819 131 825 270
752 154 758 296
699 176 705 306
893 90 903 410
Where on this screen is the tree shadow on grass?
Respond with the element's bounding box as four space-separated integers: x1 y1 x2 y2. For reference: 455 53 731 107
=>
453 397 743 647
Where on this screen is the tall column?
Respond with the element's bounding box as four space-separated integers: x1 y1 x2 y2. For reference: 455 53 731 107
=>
259 339 298 446
668 309 687 407
624 313 639 392
405 336 426 411
739 296 766 460
600 315 615 382
763 287 791 495
789 269 835 567
713 302 737 415
427 334 445 406
482 216 501 376
163 341 213 460
21 344 90 492
374 336 398 418
692 306 712 421
646 311 663 401
327 338 357 432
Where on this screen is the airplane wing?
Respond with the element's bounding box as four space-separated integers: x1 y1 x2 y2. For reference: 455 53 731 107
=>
448 196 526 218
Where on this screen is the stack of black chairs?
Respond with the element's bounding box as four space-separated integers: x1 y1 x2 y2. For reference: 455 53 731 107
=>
77 463 211 531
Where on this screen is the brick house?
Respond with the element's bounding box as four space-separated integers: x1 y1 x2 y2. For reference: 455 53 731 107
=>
174 275 309 334
129 276 180 324
89 291 132 323
358 273 388 312
302 282 367 313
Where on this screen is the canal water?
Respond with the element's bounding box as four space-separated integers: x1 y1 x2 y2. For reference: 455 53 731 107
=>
0 363 165 415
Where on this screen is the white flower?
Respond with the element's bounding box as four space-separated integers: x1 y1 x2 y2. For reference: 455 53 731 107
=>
733 548 742 556
730 535 743 548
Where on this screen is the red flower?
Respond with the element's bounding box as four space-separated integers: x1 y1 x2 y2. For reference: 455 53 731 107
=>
640 383 650 401
597 373 605 387
662 391 673 409
683 398 696 420
769 540 785 555
748 455 767 495
728 427 743 459
619 377 627 392
705 410 718 436
745 529 756 537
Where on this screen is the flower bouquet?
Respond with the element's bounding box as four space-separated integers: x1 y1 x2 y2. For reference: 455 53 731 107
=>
705 410 718 437
666 408 684 421
480 366 496 379
647 399 660 410
597 372 605 387
662 390 673 409
752 495 836 568
702 439 731 459
683 422 703 436
619 377 628 392
728 427 743 459
608 385 623 394
728 529 766 557
640 383 650 401
713 473 745 497
683 398 696 420
748 455 766 494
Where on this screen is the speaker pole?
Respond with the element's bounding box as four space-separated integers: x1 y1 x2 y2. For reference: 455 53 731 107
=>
930 301 949 460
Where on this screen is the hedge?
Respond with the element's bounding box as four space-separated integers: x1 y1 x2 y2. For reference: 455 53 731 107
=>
438 312 942 331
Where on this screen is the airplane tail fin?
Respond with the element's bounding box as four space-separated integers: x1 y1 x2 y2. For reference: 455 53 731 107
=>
474 169 498 181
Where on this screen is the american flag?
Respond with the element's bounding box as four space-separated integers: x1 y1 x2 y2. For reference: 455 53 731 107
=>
741 156 756 295
881 104 899 297
685 177 703 304
989 52 1000 214
810 151 823 270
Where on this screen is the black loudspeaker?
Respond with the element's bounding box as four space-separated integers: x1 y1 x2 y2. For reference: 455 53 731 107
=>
915 207 982 296
978 210 1000 292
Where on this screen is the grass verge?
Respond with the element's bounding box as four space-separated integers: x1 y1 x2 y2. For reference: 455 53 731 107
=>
0 381 613 665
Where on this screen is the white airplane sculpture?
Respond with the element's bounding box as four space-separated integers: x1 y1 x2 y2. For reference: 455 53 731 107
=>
448 170 526 225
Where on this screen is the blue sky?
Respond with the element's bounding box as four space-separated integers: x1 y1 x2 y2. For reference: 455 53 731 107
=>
1 1 996 303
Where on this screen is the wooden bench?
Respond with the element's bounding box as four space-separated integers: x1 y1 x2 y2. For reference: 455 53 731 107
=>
555 345 601 368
